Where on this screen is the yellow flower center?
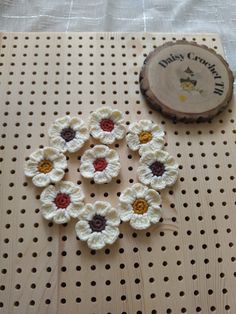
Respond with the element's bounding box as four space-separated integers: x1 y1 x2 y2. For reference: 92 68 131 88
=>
37 159 53 173
139 131 152 144
132 198 149 214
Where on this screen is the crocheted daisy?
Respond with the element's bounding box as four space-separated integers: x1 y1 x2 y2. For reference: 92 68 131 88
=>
48 116 89 153
126 119 165 155
119 183 162 230
137 150 178 190
75 201 120 250
80 145 120 184
40 181 85 224
24 147 67 187
89 107 126 144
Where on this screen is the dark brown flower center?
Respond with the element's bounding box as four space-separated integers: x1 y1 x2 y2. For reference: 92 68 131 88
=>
100 118 114 132
93 158 107 172
150 161 165 177
54 193 71 209
89 214 106 232
60 127 76 142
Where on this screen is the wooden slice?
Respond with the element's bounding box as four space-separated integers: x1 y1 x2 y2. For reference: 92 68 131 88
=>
140 41 234 122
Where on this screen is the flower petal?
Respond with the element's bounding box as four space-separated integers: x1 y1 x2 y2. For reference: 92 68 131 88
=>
137 165 153 185
150 176 166 190
94 201 111 216
66 138 84 153
43 147 61 161
67 203 84 218
80 161 95 178
139 138 165 155
75 220 92 240
75 127 89 141
102 226 119 245
105 209 120 226
57 181 75 194
41 203 57 220
145 189 162 206
69 117 83 130
162 169 178 186
32 173 50 187
106 149 120 163
48 123 62 138
165 156 178 169
97 107 112 118
126 133 140 151
78 204 95 220
147 206 162 224
54 116 70 128
49 168 65 183
24 160 39 177
130 214 151 230
87 232 106 250
70 188 85 203
40 185 57 204
119 203 134 221
139 119 153 131
93 145 109 158
94 171 111 184
110 109 123 123
49 136 67 153
113 124 126 139
30 149 44 162
81 149 96 162
128 122 142 134
99 132 116 144
155 150 169 163
132 183 148 198
105 162 120 178
53 155 67 169
119 187 136 204
53 209 70 224
140 151 156 165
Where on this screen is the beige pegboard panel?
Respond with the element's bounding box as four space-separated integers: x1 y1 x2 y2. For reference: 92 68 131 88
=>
0 32 235 314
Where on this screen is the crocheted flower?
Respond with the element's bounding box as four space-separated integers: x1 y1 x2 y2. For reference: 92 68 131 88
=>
126 119 165 155
48 116 89 153
80 145 120 184
24 147 67 187
40 181 85 224
89 107 126 144
75 201 120 250
119 183 162 230
137 150 178 190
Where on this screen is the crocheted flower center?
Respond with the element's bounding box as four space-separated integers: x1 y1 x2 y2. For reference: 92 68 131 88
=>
54 193 71 209
100 118 114 132
133 198 149 214
150 161 165 177
139 131 152 144
37 160 53 173
60 127 76 142
89 214 107 232
93 158 108 172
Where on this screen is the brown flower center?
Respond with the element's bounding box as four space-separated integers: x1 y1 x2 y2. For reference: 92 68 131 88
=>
100 118 114 132
89 214 107 232
60 127 76 142
139 131 152 144
37 159 53 173
93 158 107 172
133 198 149 214
150 161 165 177
54 193 71 209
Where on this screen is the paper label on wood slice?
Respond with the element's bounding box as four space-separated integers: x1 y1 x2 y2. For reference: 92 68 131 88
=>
142 41 233 118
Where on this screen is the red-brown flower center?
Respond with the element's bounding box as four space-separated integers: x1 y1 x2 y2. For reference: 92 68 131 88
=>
150 161 165 177
93 158 107 172
100 118 114 132
89 214 106 232
54 193 71 209
60 127 76 142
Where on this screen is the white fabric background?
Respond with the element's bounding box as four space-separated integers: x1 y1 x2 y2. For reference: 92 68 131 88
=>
0 0 235 71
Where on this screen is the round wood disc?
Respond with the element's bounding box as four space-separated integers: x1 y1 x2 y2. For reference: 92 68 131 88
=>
140 41 234 121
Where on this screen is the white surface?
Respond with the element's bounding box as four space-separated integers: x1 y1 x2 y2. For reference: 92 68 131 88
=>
0 0 235 71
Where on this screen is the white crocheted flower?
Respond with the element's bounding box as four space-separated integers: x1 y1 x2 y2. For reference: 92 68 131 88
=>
75 201 120 250
89 107 126 144
40 181 85 224
24 147 67 187
119 183 162 230
48 116 89 153
80 145 120 184
126 119 165 155
138 150 178 190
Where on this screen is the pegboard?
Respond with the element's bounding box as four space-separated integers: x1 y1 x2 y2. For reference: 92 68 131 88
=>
0 32 235 314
